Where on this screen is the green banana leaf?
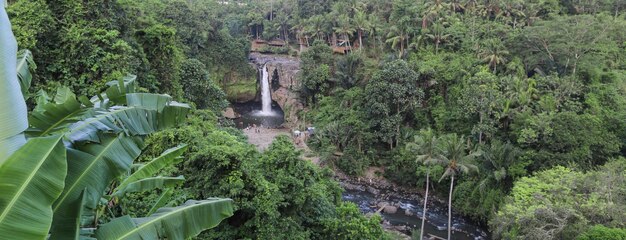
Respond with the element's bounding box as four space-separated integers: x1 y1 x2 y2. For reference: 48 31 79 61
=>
28 87 90 137
147 189 174 216
116 144 187 191
16 49 35 99
50 134 144 239
0 135 67 239
95 199 234 240
125 93 190 130
65 107 160 143
112 176 185 197
0 5 28 164
91 75 137 108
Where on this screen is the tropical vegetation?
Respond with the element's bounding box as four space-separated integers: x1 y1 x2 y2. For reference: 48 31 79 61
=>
2 0 626 239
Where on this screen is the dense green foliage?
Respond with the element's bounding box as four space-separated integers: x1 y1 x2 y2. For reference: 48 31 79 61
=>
492 158 626 239
7 0 253 98
6 0 626 239
262 0 626 239
124 111 386 239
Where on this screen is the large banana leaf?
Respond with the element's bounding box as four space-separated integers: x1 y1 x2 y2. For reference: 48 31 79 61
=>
112 176 185 197
116 144 187 191
125 93 190 130
0 4 28 164
95 199 234 240
92 75 137 108
147 189 174 216
0 135 67 239
28 87 91 137
50 134 143 239
65 107 160 143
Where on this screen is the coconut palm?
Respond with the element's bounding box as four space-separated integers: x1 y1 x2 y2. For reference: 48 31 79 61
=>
479 38 510 73
306 15 327 41
478 140 520 192
406 128 445 240
386 25 409 58
353 10 370 50
333 14 355 49
425 20 451 54
439 134 480 240
422 0 450 28
367 14 384 50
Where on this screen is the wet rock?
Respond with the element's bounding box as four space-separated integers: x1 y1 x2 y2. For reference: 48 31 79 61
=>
249 53 303 127
394 225 408 232
367 186 380 195
383 206 398 214
404 209 413 216
377 202 390 208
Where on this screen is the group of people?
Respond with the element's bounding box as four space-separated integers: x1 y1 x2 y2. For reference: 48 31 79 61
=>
245 124 262 133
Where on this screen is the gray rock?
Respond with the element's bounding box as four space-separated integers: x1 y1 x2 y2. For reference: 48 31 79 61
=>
404 209 413 216
383 205 398 214
367 186 380 195
222 107 239 119
377 202 390 208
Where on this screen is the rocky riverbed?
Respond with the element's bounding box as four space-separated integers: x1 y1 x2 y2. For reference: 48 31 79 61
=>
336 171 490 240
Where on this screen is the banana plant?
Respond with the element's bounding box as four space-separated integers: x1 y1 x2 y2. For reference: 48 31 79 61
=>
0 2 28 164
0 5 233 240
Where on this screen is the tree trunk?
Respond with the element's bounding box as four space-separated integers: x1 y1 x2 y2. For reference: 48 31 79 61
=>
399 39 404 58
447 175 454 240
420 171 430 240
478 112 483 144
358 30 363 50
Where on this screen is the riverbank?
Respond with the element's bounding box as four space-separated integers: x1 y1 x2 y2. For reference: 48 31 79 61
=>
242 128 488 239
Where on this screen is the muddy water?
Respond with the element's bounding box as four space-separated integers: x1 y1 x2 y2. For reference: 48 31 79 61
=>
342 188 489 240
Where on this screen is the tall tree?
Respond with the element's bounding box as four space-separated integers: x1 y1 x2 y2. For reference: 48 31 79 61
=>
439 134 479 240
364 60 423 149
479 38 509 73
406 128 444 240
353 10 370 50
333 14 355 49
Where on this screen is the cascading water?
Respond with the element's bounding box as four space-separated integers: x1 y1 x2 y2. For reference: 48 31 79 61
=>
260 63 273 115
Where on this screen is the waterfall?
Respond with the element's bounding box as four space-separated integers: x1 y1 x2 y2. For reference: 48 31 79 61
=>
259 64 273 115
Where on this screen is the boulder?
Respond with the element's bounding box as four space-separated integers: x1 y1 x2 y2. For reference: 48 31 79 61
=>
383 205 398 214
404 209 413 216
377 202 390 209
222 107 239 119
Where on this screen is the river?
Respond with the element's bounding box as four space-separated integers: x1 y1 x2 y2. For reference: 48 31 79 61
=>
342 187 489 240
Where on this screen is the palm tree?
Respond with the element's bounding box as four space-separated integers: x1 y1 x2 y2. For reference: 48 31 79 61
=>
439 134 480 240
406 129 444 240
422 0 450 28
386 25 409 58
307 15 327 41
478 140 520 195
367 15 383 50
333 14 355 49
353 10 370 50
478 38 509 73
425 20 451 54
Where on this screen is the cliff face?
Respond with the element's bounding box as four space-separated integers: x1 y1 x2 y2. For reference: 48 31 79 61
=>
249 53 303 126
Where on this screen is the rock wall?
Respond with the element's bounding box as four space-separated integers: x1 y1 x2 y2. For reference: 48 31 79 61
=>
249 53 304 126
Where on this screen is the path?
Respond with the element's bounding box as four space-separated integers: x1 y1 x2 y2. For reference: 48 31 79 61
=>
242 127 289 151
243 127 320 164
